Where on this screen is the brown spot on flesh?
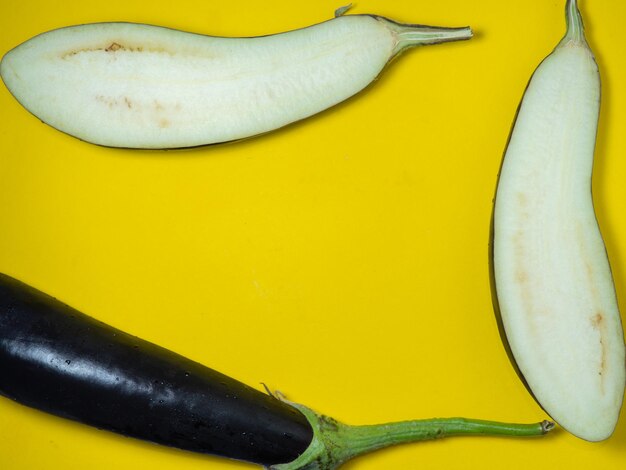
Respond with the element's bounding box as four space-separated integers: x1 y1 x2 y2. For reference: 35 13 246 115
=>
598 336 607 389
105 42 122 52
158 118 170 128
515 268 528 284
512 230 530 288
511 229 539 333
124 97 133 109
591 312 604 328
62 44 178 60
590 311 608 390
95 95 118 108
516 192 530 222
574 221 610 389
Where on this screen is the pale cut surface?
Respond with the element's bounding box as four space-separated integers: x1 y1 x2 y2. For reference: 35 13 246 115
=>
0 16 470 148
493 16 625 441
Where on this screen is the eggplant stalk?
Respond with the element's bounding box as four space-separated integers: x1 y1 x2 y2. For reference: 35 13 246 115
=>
273 401 552 470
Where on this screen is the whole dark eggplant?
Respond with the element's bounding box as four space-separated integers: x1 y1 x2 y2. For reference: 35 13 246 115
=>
0 273 553 470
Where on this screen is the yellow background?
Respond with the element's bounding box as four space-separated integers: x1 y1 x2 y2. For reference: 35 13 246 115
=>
1 0 625 468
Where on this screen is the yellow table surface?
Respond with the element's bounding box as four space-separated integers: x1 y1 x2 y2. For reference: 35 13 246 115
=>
1 0 625 468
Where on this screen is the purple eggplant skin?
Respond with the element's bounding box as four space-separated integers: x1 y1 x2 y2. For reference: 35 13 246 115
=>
0 272 313 466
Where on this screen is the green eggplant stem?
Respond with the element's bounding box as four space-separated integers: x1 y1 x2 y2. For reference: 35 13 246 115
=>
270 400 554 470
391 23 473 55
563 0 586 45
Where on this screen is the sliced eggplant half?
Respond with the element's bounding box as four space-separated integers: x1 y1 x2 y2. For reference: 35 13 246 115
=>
0 9 471 148
493 0 625 442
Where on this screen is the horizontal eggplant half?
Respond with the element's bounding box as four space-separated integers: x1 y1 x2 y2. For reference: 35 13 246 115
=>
0 272 553 469
0 8 472 149
492 0 625 441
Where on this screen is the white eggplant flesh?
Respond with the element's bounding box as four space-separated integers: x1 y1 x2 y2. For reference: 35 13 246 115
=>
493 0 625 442
0 12 471 149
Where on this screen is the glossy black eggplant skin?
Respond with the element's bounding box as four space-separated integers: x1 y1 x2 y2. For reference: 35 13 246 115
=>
0 273 313 466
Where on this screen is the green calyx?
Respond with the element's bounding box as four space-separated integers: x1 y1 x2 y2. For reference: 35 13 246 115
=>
268 403 349 470
269 400 554 470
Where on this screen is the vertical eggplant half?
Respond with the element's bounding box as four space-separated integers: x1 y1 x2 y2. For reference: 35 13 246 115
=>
0 8 472 149
0 273 552 469
492 0 625 441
